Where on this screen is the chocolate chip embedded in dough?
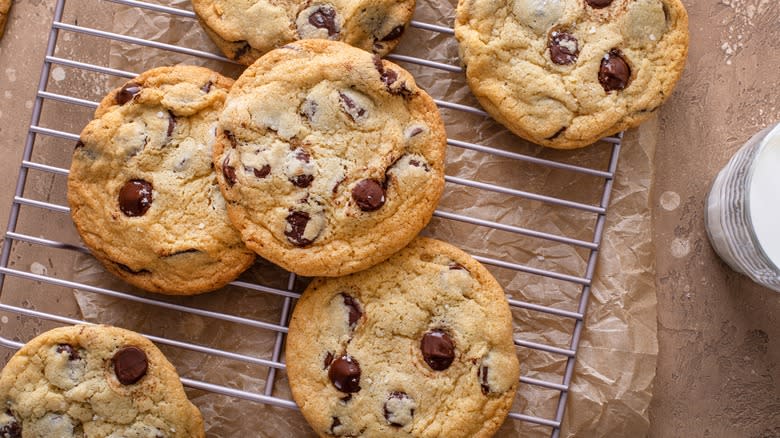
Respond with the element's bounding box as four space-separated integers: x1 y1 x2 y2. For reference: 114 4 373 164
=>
586 0 613 8
352 179 385 211
285 211 316 247
112 346 148 385
324 351 334 369
253 165 271 179
115 82 141 105
224 130 238 148
201 81 213 93
166 111 176 138
380 25 405 42
548 31 579 65
222 157 237 186
479 365 490 394
308 6 339 36
0 411 21 438
342 294 363 328
118 179 153 217
233 40 252 61
421 330 455 371
328 355 361 393
599 50 631 92
338 92 367 121
383 391 414 427
56 344 80 361
330 417 342 435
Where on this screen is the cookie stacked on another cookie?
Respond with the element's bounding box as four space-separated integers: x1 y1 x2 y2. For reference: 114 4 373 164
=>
214 39 447 277
286 237 520 437
0 324 204 437
455 0 689 149
68 65 255 295
191 0 415 65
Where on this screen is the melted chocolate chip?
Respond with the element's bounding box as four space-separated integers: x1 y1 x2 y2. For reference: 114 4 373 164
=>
352 179 385 211
421 330 455 371
225 130 238 148
324 351 334 369
330 417 342 435
342 294 363 328
380 25 405 41
328 355 361 393
222 156 237 186
382 69 399 88
166 111 176 138
112 346 148 385
586 0 613 8
549 31 579 65
285 211 314 247
118 179 153 217
338 92 367 120
291 174 314 188
56 344 80 361
201 81 213 93
295 148 311 163
308 6 339 36
384 391 413 427
116 262 150 275
340 394 353 403
599 50 631 92
448 262 467 271
479 366 490 394
75 140 84 150
253 165 271 179
233 40 252 60
115 82 141 105
0 412 21 438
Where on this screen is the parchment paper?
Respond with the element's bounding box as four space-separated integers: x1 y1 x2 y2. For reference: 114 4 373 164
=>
72 1 659 436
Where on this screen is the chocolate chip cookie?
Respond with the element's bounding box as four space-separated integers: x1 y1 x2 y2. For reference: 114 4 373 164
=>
191 0 415 65
0 324 204 437
286 237 520 437
455 0 689 149
68 65 255 295
214 40 446 277
0 0 11 39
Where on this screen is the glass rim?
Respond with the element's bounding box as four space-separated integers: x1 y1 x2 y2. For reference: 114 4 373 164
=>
744 121 780 274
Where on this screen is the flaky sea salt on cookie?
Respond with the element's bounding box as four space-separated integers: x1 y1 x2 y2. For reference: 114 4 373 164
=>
214 40 446 277
455 0 689 149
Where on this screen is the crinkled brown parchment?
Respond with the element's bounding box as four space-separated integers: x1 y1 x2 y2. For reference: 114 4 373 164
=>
73 0 658 436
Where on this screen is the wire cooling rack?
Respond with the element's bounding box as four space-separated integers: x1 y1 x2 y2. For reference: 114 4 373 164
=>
0 0 621 436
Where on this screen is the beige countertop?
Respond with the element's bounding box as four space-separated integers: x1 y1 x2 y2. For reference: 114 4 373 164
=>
0 1 778 436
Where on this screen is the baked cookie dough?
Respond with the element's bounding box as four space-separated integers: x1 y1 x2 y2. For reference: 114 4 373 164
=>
286 237 520 437
455 0 689 149
0 324 204 437
0 0 11 39
191 0 415 65
68 65 255 295
214 40 446 277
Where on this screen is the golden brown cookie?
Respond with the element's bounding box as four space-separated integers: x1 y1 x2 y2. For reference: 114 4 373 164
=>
0 0 11 39
286 237 520 437
192 0 415 65
214 40 446 277
0 325 204 437
68 65 255 295
455 0 689 149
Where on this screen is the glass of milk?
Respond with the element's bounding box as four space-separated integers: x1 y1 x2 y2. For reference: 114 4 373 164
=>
705 122 780 292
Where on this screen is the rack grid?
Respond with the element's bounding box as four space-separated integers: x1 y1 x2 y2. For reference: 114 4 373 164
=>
0 0 621 436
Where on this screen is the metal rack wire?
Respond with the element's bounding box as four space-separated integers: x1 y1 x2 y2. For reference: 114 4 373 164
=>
0 0 621 436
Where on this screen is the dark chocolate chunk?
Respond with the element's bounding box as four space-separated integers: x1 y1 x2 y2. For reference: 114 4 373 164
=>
328 355 361 393
384 391 413 427
295 148 311 163
421 330 455 371
224 130 238 148
342 294 363 328
301 99 318 121
338 92 367 120
382 69 398 88
380 25 405 42
0 411 21 438
166 110 176 138
201 81 213 93
352 179 385 211
291 174 314 188
340 394 353 403
233 40 252 60
308 6 339 36
324 351 334 369
586 0 613 8
285 211 314 247
115 82 141 105
599 50 631 92
56 344 80 361
479 366 490 394
118 179 153 217
549 31 579 65
112 346 148 385
75 140 84 150
253 165 271 179
222 156 237 186
330 417 342 435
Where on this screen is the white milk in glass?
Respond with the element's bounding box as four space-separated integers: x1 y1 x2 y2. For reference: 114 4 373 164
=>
705 122 780 292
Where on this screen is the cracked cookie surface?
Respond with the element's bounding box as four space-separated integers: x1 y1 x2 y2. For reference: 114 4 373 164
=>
68 65 255 295
192 0 415 65
214 40 446 277
455 0 689 149
0 324 204 438
286 237 520 437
